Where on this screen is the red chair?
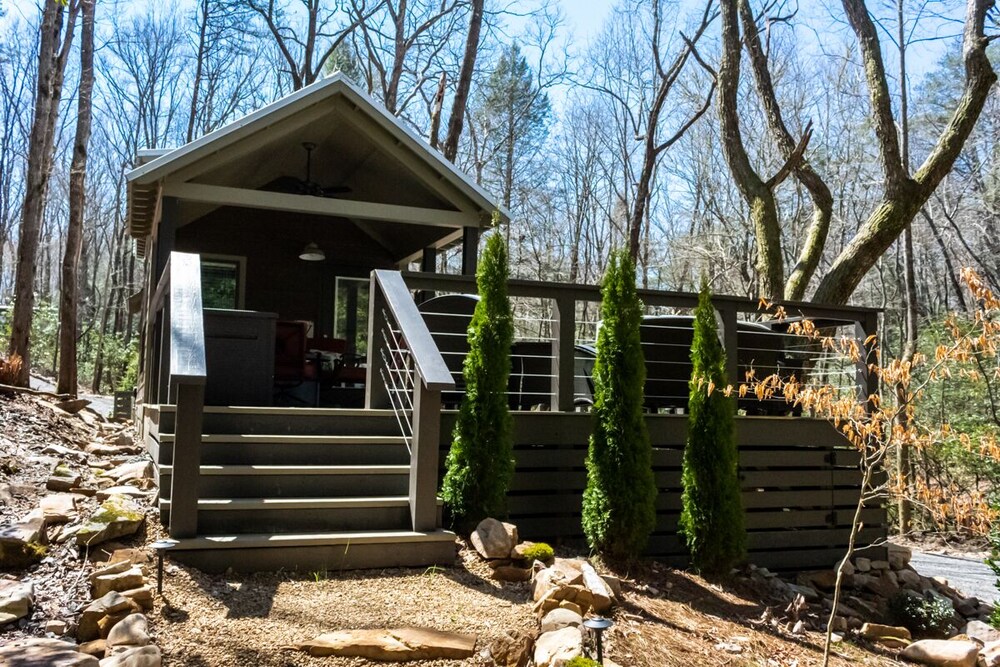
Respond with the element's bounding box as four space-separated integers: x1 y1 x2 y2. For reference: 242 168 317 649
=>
274 321 319 406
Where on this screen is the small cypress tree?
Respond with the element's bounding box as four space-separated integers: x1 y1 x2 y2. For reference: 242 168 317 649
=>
440 224 514 531
582 250 657 560
679 282 746 574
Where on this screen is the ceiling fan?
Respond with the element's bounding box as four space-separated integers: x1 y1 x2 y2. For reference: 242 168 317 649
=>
262 142 352 198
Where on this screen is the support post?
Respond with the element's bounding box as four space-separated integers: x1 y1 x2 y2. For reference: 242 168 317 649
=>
855 313 879 410
157 305 171 404
416 247 437 304
461 227 479 276
365 275 391 409
410 383 442 531
718 306 739 404
551 297 577 412
169 381 204 539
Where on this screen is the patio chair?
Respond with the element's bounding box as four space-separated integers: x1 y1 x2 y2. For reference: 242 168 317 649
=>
274 320 319 407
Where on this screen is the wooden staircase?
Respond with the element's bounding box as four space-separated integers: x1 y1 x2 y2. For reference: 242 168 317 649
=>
145 405 456 573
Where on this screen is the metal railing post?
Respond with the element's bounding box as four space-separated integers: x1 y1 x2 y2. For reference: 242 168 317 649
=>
551 297 577 412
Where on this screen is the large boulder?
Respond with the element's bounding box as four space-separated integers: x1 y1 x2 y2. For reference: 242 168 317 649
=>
540 608 583 634
900 639 979 667
42 494 79 524
76 497 144 547
296 628 477 660
982 640 1000 667
78 592 136 642
533 627 583 667
580 562 614 612
470 518 517 560
106 614 151 649
0 581 33 626
888 543 913 570
91 562 146 598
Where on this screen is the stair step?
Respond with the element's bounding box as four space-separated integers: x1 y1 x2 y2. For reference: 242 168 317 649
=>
158 465 410 498
154 434 410 466
165 529 458 573
154 406 401 437
158 496 415 533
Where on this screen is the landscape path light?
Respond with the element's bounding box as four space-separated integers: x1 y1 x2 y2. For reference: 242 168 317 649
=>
150 538 179 595
583 616 614 664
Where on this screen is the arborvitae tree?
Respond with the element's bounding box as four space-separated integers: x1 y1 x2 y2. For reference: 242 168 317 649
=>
440 223 514 531
679 283 746 574
582 249 657 560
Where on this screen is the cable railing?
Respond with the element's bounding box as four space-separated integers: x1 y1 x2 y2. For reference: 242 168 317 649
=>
400 272 879 416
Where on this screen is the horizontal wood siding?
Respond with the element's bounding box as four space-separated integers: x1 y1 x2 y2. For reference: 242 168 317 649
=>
439 413 887 571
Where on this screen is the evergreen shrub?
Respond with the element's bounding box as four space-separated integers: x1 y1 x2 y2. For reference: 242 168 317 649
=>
440 223 515 531
582 250 657 560
678 282 746 574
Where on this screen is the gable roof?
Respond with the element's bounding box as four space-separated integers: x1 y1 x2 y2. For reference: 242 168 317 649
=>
126 74 507 251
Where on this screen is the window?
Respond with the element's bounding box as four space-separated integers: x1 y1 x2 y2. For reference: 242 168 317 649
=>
201 257 244 310
335 277 370 355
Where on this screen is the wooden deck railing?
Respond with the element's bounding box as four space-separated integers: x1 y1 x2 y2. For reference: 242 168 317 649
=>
366 270 455 531
400 271 880 413
145 251 206 539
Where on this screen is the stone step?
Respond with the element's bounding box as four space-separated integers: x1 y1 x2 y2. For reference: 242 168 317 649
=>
164 529 458 573
158 496 416 533
157 464 410 499
153 433 409 466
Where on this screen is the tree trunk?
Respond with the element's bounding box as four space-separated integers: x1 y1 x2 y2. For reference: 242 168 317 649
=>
428 71 446 149
57 0 95 396
442 0 484 163
8 0 79 386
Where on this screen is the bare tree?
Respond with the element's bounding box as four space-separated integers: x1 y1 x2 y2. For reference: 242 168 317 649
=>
8 0 80 385
57 0 96 396
442 0 483 162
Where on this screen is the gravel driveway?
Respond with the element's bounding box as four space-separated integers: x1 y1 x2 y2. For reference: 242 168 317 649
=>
911 551 1000 604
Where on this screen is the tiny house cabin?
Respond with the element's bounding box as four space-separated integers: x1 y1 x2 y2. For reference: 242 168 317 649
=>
128 76 885 574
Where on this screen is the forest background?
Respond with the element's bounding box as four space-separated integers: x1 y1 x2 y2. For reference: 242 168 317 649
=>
0 0 998 532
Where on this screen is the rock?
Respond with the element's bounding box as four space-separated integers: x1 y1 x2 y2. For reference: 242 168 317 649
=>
109 549 153 568
870 559 891 570
0 581 34 626
533 627 583 667
837 558 856 576
532 561 585 602
600 574 622 598
79 640 108 658
580 562 614 612
96 487 153 501
92 566 146 598
955 597 979 618
107 614 150 648
76 498 145 547
42 494 79 524
0 509 48 568
0 638 100 666
899 568 922 589
888 543 913 570
983 641 1000 667
78 592 135 642
961 620 1000 645
829 616 848 633
56 398 91 414
489 630 533 667
120 586 154 611
45 619 68 635
48 462 83 492
540 608 583 634
99 645 161 667
492 566 532 582
557 600 583 616
900 639 979 667
855 557 871 572
102 461 154 488
860 623 911 649
786 584 819 602
43 444 88 464
805 569 838 591
296 628 477 660
470 518 517 560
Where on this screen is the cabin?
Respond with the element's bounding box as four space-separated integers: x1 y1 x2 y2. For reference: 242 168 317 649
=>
128 75 885 573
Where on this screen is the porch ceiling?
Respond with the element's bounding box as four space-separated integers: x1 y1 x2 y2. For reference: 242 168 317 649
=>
127 76 506 256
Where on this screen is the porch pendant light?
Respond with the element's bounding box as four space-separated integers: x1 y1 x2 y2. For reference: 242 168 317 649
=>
299 242 325 261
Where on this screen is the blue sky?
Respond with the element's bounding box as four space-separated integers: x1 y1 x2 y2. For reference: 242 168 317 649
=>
555 0 615 39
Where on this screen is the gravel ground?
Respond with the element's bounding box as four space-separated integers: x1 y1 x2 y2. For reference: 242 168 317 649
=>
911 551 1000 604
153 547 535 666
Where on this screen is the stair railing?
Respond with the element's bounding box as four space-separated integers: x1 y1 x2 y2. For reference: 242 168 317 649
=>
366 270 455 532
147 251 206 539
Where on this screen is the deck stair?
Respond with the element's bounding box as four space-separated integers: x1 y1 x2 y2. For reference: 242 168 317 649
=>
146 405 456 573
